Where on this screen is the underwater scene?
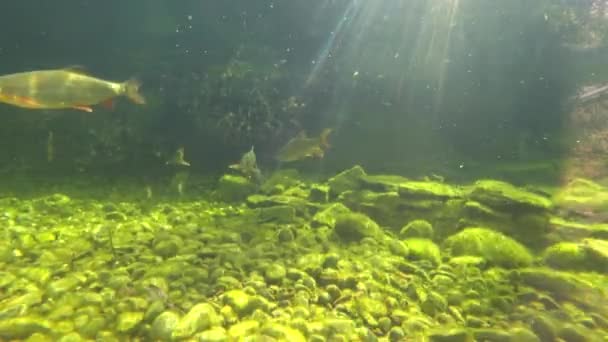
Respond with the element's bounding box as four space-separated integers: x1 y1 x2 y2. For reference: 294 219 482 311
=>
2 1 608 341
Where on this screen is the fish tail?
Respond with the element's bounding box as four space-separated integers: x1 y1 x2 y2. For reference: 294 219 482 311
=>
319 128 332 148
123 78 146 105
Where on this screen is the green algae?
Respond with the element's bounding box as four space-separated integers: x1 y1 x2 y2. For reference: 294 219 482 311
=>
444 227 533 268
470 179 552 211
0 167 607 340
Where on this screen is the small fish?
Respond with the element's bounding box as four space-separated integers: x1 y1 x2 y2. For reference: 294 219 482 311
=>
572 83 608 103
229 146 263 183
276 128 332 162
0 67 145 112
166 147 190 166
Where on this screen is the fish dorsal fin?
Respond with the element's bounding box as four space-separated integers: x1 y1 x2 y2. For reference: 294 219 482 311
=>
62 65 90 75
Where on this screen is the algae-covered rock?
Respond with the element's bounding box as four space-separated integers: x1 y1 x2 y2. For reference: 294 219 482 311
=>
582 238 608 273
260 323 306 342
227 320 260 339
404 238 441 265
264 263 287 284
255 205 296 224
463 200 508 220
153 238 181 258
443 227 533 268
246 194 313 217
509 327 541 342
546 216 608 244
260 169 302 194
542 239 608 272
309 184 329 203
428 328 472 342
531 315 557 342
311 203 352 228
333 211 381 242
0 316 51 339
338 190 405 221
116 311 143 333
47 275 85 298
217 174 257 202
222 290 268 317
195 327 227 342
553 178 608 211
327 165 366 196
470 180 552 211
517 268 608 316
365 173 411 188
172 303 221 339
558 324 597 342
399 181 463 199
472 328 512 342
150 311 180 341
542 242 589 270
400 219 434 239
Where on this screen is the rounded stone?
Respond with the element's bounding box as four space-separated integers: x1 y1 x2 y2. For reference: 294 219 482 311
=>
264 264 286 284
400 219 434 239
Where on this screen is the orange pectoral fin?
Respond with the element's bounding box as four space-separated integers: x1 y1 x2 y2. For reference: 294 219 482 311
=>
100 98 115 110
72 105 93 112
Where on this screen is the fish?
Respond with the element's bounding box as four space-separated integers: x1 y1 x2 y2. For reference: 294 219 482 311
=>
572 83 608 104
276 128 332 162
229 146 263 183
166 147 190 167
0 67 145 112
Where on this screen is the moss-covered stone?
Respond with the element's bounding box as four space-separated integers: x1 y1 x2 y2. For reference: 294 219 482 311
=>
399 181 463 199
428 328 472 342
463 200 508 220
259 169 302 195
217 174 257 202
327 165 366 196
255 205 296 224
264 263 287 284
361 173 410 192
470 180 552 211
542 242 588 270
553 178 608 212
259 323 306 342
338 188 441 230
517 268 608 316
222 290 269 317
172 303 221 339
443 227 533 268
400 219 434 239
333 211 381 242
547 216 608 243
0 317 51 340
404 238 441 265
116 312 143 333
195 327 227 342
542 239 608 272
150 311 180 341
309 184 329 203
311 202 352 228
227 320 260 339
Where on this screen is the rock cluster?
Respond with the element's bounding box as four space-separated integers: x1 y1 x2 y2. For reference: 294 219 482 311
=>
0 166 607 340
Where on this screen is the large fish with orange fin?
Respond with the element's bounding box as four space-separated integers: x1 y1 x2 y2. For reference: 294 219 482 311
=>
0 67 145 112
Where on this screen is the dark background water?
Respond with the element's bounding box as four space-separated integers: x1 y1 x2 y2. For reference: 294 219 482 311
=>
0 1 604 183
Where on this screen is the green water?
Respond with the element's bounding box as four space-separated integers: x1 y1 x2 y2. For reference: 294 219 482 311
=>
1 1 608 341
